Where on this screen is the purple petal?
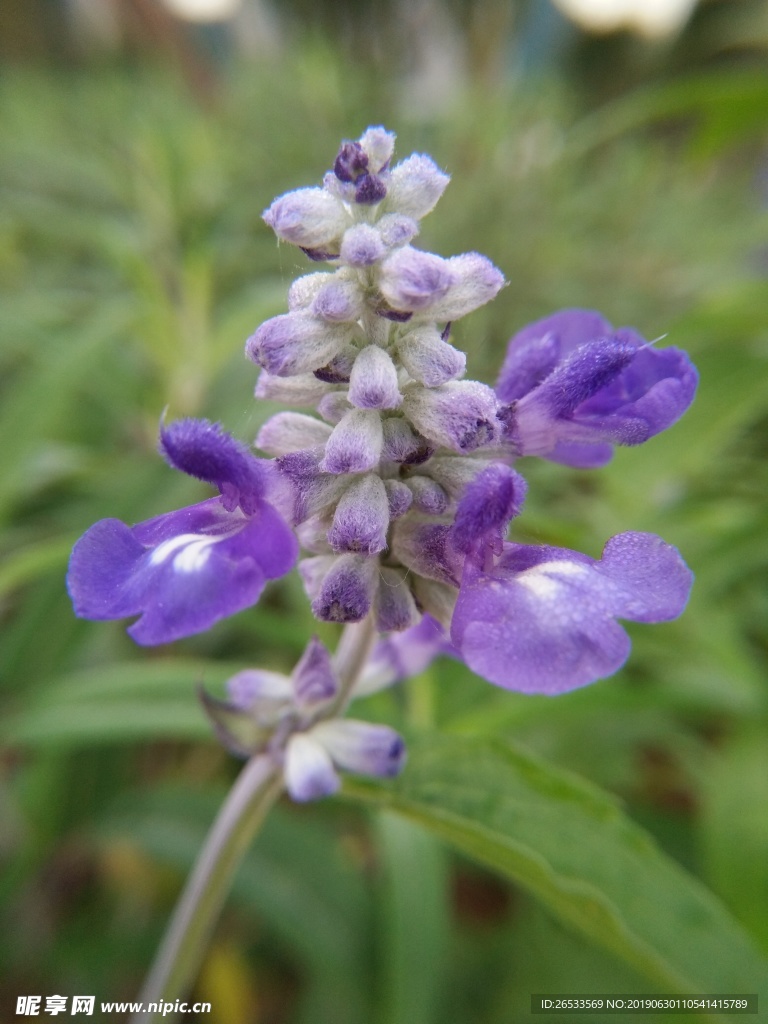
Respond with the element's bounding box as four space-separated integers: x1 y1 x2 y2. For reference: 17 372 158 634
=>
285 734 340 802
499 309 613 398
312 720 407 778
160 418 269 514
226 669 293 709
68 498 298 646
451 463 527 555
495 329 561 403
532 337 637 418
500 310 698 462
292 636 338 706
356 614 455 695
451 532 693 694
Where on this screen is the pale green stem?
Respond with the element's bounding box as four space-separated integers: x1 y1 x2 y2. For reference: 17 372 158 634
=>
131 616 377 1023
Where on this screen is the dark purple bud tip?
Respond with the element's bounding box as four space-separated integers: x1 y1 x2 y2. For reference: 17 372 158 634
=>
376 307 413 323
159 418 268 515
300 247 340 262
334 141 369 183
355 173 387 205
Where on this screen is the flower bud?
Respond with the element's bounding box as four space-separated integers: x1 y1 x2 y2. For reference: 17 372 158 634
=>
359 126 396 172
247 312 352 377
327 474 390 554
406 475 449 515
348 346 402 410
427 253 505 321
288 272 336 311
311 553 379 622
397 325 466 385
255 371 330 407
257 412 332 457
402 381 499 453
383 479 413 519
285 733 340 801
320 408 384 474
375 567 421 632
425 455 498 499
377 213 419 249
340 224 386 267
292 636 338 706
386 154 450 220
226 669 293 709
311 719 407 778
264 188 347 249
311 279 365 322
379 247 455 312
381 417 430 464
317 391 352 424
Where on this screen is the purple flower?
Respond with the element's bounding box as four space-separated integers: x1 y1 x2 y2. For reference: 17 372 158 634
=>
67 419 298 645
451 531 693 694
496 309 698 467
285 720 406 801
356 614 455 695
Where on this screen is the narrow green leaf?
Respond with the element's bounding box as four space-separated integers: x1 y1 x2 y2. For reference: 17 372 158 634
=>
375 812 450 1024
344 735 768 1019
1 659 249 747
699 732 768 954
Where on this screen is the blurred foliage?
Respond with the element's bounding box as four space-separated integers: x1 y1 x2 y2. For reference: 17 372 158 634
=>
1 19 768 1023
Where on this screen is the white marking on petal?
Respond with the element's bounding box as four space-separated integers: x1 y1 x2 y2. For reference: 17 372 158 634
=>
150 528 241 574
517 559 590 598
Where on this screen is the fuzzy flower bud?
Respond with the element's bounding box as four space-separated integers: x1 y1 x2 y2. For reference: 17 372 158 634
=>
397 325 466 385
327 474 390 554
402 381 499 453
247 313 352 377
320 408 384 474
264 188 348 249
348 346 402 410
257 412 332 458
379 247 455 313
340 224 387 267
386 153 450 220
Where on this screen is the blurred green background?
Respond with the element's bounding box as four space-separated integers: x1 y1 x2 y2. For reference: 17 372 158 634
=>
1 1 767 1021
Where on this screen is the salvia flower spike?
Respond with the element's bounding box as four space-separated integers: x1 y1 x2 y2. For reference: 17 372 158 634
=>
67 126 698 801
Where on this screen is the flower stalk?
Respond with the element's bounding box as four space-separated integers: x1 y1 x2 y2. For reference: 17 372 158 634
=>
131 754 282 1023
131 617 377 1022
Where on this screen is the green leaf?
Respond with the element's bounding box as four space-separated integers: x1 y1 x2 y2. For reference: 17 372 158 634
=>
1 660 244 748
344 735 768 1018
699 731 768 954
375 812 450 1024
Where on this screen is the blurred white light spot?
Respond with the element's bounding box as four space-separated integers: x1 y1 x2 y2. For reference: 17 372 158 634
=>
161 0 242 23
552 0 699 38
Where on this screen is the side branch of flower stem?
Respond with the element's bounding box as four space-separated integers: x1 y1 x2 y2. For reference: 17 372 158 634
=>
131 616 376 1023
